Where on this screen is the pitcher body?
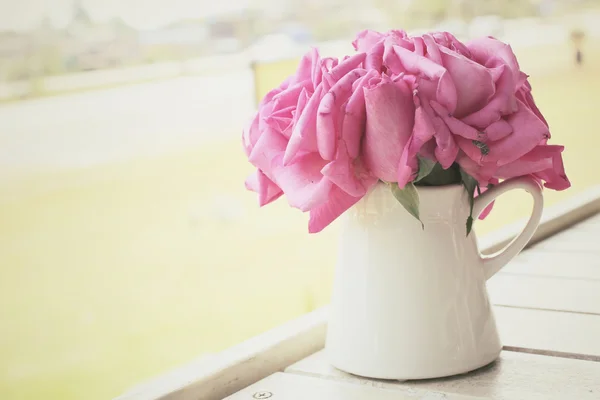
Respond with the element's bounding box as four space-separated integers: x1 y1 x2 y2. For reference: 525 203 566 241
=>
325 178 543 379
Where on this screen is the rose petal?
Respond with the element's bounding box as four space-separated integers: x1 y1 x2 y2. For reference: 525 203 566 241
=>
271 152 333 211
329 53 366 81
495 145 556 177
317 70 366 161
258 101 275 132
353 30 386 51
248 127 287 173
467 37 521 83
517 80 549 128
456 152 497 184
320 57 339 88
245 169 283 206
292 48 320 84
535 148 570 190
342 71 376 158
322 141 372 197
434 32 471 57
430 100 480 140
265 105 295 136
258 84 284 109
439 47 495 118
412 36 427 57
419 138 437 161
364 41 384 70
308 185 364 233
397 106 437 187
283 85 324 165
249 128 329 211
476 178 499 219
386 44 457 114
455 136 486 165
484 119 513 141
488 99 550 165
363 76 415 181
422 34 442 64
433 119 459 168
496 145 570 190
242 113 260 156
421 100 458 169
461 65 518 128
271 81 311 107
291 88 310 128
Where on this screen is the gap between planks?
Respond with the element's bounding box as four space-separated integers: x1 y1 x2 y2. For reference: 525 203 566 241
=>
498 271 600 283
502 346 600 362
494 303 600 317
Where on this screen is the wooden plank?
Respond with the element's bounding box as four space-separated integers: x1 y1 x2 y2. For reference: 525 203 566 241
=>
578 213 600 226
114 308 327 400
285 350 600 400
528 226 600 253
478 185 600 255
225 372 485 400
524 212 600 253
112 355 216 400
495 306 600 358
487 273 600 314
501 252 600 280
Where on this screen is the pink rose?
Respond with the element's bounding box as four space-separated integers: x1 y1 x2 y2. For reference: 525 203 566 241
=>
353 29 500 182
243 49 377 233
243 30 570 233
354 30 570 191
456 37 570 190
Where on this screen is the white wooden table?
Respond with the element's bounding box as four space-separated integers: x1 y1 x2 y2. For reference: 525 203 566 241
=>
224 213 600 400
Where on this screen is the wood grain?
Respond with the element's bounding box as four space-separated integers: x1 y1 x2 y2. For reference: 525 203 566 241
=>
487 274 600 314
501 252 600 280
495 306 600 357
225 372 486 400
285 350 600 400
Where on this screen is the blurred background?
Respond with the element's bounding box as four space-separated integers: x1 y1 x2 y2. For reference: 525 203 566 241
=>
0 0 599 399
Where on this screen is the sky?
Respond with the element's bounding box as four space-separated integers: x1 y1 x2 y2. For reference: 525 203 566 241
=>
0 0 251 31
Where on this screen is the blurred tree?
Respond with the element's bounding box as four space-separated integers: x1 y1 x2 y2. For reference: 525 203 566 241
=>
570 28 586 66
499 0 538 18
110 17 135 34
38 45 66 75
72 0 92 25
408 0 450 25
372 0 414 30
458 0 538 20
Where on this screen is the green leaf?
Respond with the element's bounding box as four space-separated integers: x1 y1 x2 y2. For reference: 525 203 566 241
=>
390 182 424 229
414 156 437 182
417 162 462 186
459 168 478 236
466 215 474 236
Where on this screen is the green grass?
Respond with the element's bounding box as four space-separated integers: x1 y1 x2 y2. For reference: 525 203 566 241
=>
1 42 600 400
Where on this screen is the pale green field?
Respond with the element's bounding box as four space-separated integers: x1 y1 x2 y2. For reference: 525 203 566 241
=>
1 42 600 400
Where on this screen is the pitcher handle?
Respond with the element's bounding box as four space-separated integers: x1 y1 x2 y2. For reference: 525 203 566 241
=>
473 176 544 281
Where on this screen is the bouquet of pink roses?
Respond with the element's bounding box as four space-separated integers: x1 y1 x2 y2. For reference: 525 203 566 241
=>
242 30 570 234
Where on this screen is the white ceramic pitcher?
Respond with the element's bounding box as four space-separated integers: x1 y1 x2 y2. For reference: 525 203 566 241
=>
325 176 543 380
